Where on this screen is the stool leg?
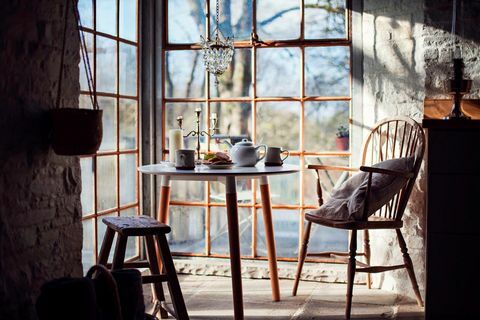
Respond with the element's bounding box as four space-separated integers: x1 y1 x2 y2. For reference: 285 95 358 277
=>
111 234 128 270
156 234 189 320
145 235 169 319
98 227 115 266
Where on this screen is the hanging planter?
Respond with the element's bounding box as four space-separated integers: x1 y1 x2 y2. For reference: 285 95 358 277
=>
51 0 103 156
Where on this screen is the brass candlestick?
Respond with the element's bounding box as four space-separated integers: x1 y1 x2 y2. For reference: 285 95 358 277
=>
177 109 218 160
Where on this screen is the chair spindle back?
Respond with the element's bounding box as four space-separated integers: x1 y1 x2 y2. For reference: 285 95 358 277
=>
361 117 425 221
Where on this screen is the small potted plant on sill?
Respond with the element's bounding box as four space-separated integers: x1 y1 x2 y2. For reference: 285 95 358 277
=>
335 125 349 151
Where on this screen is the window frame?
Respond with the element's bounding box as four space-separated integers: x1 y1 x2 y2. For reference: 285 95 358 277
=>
152 0 359 262
80 0 141 268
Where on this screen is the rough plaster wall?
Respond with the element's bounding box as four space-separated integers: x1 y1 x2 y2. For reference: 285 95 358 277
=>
0 1 82 319
362 0 427 299
424 0 480 99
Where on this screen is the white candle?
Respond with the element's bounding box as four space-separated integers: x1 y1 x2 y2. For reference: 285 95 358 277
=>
169 129 184 163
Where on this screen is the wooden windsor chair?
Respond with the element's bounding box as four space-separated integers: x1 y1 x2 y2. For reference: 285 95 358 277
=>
292 117 425 319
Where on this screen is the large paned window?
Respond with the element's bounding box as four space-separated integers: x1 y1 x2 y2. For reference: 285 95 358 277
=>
163 0 352 260
79 0 140 271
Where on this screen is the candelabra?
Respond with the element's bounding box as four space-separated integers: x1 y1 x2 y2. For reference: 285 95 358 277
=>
177 108 218 160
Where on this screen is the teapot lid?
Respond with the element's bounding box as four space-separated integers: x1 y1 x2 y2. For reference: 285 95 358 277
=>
235 138 253 146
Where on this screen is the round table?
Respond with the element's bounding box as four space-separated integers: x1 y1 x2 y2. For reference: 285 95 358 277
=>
138 164 299 320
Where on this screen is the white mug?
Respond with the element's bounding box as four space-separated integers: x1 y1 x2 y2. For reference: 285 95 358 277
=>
265 147 289 166
175 149 195 169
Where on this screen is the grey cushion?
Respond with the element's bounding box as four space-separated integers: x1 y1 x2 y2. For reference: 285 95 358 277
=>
309 157 414 221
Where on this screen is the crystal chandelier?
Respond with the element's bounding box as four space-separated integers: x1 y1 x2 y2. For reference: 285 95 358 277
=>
200 0 234 86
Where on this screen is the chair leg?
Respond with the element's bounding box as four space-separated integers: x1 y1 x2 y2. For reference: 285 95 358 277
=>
292 221 312 296
363 229 372 289
145 236 169 319
111 233 128 270
396 229 424 307
345 230 357 320
157 233 189 320
98 227 115 266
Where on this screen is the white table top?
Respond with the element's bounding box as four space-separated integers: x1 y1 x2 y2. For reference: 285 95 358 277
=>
138 163 299 178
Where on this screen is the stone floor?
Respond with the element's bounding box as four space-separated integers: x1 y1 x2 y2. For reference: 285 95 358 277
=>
145 275 424 319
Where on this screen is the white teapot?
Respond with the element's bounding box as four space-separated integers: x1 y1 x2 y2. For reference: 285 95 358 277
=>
226 139 266 167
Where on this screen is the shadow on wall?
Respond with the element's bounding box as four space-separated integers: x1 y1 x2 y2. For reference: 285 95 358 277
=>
0 1 83 319
349 0 480 297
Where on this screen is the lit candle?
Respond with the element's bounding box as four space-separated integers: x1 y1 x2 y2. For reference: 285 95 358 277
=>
169 128 184 163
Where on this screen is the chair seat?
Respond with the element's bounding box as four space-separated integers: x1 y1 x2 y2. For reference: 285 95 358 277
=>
102 215 171 236
305 213 403 230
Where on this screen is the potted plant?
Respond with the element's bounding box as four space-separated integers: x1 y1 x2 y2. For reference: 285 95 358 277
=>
335 125 349 151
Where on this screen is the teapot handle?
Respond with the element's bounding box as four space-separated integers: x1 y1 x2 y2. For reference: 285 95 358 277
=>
255 144 267 161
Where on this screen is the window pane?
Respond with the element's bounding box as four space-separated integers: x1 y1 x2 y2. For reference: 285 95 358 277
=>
98 97 117 151
79 33 93 91
97 155 117 211
165 51 205 98
82 219 95 272
96 36 117 93
210 49 252 98
304 101 350 151
80 157 94 215
305 0 346 39
211 207 252 256
256 102 300 151
256 157 300 205
304 156 350 206
165 103 207 151
257 48 300 97
78 0 93 29
171 181 205 202
120 208 139 259
96 0 117 35
168 0 205 44
308 223 348 252
120 154 136 206
257 209 299 258
119 43 137 96
168 206 206 254
119 0 137 41
97 212 117 261
210 179 252 204
119 99 137 150
305 46 350 97
257 0 300 40
209 0 252 41
210 102 252 144
79 94 93 109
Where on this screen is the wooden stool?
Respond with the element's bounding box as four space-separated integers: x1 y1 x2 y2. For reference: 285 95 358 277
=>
98 215 189 320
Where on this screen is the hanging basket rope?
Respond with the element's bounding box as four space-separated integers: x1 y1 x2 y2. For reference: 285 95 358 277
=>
51 0 103 156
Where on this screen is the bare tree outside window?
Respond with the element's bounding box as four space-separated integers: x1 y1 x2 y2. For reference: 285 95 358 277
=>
164 0 352 260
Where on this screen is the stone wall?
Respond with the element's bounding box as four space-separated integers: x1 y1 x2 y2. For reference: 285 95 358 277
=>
362 0 426 298
362 0 480 300
424 0 480 98
0 1 82 319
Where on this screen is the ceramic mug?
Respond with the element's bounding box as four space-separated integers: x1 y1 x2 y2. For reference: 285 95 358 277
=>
265 147 289 166
175 149 195 169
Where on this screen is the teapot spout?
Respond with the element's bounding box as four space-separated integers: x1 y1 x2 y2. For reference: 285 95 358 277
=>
211 134 233 148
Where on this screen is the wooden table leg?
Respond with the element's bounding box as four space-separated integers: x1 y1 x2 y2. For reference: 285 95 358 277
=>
157 176 171 223
155 175 171 319
259 176 280 302
225 176 244 320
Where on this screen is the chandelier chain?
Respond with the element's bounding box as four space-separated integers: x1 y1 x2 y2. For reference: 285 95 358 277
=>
215 0 220 42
